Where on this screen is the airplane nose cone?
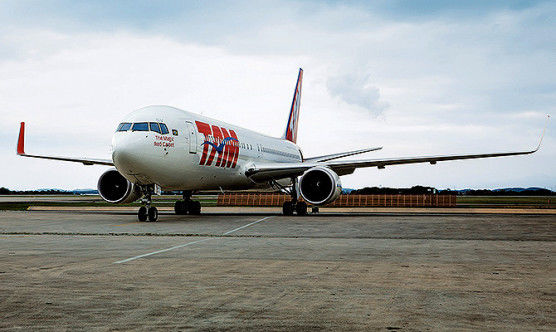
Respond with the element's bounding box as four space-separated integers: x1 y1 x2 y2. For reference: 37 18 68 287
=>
112 138 146 174
113 145 133 173
112 132 161 184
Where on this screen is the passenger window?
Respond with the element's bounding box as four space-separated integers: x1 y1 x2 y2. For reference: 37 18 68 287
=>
116 122 131 132
150 122 161 133
132 122 149 131
159 123 169 135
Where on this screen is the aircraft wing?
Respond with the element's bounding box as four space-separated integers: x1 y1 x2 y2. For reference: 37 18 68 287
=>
246 117 548 182
16 122 114 166
303 146 383 162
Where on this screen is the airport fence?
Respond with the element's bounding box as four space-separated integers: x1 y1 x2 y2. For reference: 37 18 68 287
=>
217 193 456 207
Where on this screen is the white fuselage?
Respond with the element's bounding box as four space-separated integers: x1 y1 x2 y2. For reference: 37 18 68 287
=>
112 105 302 191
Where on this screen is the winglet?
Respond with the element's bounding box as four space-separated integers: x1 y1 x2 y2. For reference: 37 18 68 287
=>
17 122 25 155
534 114 550 152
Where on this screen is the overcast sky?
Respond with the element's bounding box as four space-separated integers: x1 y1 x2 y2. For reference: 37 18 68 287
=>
1 0 554 191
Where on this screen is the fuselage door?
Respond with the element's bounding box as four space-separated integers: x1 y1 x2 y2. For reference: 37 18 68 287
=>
186 121 197 154
257 144 263 159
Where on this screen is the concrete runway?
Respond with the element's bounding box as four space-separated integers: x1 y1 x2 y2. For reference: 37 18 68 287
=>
0 210 554 330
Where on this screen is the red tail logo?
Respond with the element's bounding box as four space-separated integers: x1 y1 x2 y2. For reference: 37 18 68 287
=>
195 121 239 168
284 68 303 143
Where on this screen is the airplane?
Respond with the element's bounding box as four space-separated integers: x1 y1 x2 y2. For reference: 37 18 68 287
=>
16 68 548 222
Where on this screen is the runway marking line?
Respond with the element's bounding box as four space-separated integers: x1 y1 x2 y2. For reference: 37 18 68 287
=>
113 216 272 264
223 216 272 235
114 238 212 264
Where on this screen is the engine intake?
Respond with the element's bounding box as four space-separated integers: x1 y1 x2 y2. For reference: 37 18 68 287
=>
97 169 141 204
298 166 342 205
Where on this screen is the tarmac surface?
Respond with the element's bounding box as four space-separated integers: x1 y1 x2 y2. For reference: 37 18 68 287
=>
1 209 554 330
0 195 102 203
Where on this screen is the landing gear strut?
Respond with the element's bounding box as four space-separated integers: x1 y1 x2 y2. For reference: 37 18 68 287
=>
280 177 307 216
138 185 158 222
174 191 202 215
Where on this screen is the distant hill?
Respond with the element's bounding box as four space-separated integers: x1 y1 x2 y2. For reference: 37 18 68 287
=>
71 189 99 195
494 187 547 192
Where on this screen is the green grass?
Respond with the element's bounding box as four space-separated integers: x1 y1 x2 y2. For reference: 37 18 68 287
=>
0 203 31 211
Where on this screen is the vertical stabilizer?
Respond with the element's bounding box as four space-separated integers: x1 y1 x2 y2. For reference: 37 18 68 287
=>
17 122 25 155
283 68 303 143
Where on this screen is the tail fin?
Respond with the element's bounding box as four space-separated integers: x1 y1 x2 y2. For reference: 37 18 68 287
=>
282 68 303 143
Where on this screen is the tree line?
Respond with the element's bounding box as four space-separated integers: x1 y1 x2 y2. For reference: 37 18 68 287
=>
349 186 555 196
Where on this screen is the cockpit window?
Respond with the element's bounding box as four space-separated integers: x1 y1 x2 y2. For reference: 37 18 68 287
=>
149 122 161 133
159 123 169 135
117 122 131 132
132 122 149 131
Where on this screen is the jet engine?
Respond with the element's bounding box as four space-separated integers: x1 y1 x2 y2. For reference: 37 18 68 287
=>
298 166 342 205
97 169 142 204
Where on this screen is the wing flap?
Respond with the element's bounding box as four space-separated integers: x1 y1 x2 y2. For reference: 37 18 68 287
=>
326 149 539 172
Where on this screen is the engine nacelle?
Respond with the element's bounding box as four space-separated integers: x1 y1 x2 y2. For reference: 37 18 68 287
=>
298 166 342 205
97 169 142 204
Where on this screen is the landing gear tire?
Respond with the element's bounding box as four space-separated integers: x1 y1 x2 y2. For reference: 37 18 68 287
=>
190 201 201 215
174 200 187 215
295 201 308 216
174 199 201 215
138 206 147 222
137 185 159 222
148 207 159 222
282 201 294 216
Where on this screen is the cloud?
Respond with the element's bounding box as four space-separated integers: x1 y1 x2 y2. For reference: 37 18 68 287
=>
326 72 388 115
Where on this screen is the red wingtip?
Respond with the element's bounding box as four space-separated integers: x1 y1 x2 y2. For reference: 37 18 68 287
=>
17 122 25 155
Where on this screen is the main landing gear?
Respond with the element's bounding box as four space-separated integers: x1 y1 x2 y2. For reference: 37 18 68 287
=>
280 177 307 216
282 200 307 216
138 185 158 222
174 191 202 215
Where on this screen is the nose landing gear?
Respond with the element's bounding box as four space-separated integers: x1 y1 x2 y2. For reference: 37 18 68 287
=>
138 185 158 222
174 191 202 215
